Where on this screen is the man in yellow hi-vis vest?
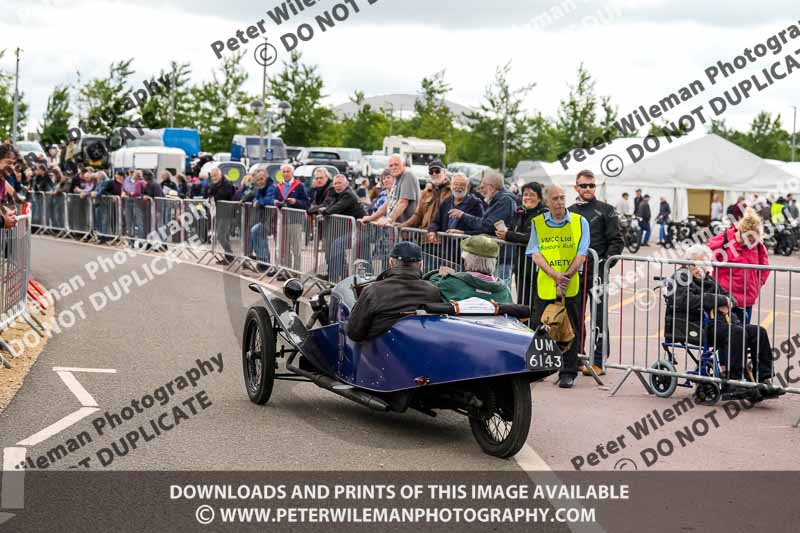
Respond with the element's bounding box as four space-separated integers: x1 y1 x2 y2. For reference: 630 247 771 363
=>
526 185 590 389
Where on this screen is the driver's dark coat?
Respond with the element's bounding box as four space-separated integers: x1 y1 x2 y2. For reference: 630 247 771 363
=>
346 265 442 342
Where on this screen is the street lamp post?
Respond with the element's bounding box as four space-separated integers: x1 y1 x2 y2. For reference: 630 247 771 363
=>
11 48 22 144
250 99 292 165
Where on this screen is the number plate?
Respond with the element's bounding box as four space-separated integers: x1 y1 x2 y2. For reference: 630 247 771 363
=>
526 331 563 371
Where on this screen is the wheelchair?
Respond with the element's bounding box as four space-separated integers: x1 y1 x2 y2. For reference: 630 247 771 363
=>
647 277 749 406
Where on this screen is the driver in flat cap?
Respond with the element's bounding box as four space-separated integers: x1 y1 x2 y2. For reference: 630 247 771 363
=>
347 241 442 342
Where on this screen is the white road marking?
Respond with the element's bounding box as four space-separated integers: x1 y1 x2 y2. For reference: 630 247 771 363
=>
52 367 117 373
16 406 99 447
515 444 608 533
56 371 98 407
1 447 26 509
514 443 552 471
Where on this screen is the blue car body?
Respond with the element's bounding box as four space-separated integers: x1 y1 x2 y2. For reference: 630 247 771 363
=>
258 276 556 394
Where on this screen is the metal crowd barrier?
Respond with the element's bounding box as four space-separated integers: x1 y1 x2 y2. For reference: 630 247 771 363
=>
65 193 93 240
93 195 122 243
277 208 315 277
354 221 399 274
181 199 213 262
211 201 244 264
603 254 800 400
242 203 279 271
121 196 155 245
0 215 33 366
317 214 357 283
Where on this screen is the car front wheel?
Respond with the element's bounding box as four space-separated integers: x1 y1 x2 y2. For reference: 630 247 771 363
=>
469 377 532 459
242 306 277 405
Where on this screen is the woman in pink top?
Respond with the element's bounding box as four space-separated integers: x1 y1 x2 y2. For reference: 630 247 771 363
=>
707 208 770 324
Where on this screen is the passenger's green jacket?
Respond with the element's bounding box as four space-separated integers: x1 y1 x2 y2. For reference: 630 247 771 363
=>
430 272 513 303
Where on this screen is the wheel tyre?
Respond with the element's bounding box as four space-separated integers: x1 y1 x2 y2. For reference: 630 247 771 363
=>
627 230 641 253
693 382 721 406
469 377 532 459
649 360 678 398
242 306 277 405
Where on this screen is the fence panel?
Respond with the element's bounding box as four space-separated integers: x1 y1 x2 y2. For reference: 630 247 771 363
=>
277 208 316 276
604 254 800 398
211 201 244 262
121 196 155 244
354 222 398 275
243 204 279 268
47 193 67 233
93 195 121 241
65 193 93 237
317 214 357 283
29 191 46 229
0 215 31 332
153 197 184 245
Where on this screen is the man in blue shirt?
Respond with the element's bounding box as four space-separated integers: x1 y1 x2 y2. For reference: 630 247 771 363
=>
526 184 590 389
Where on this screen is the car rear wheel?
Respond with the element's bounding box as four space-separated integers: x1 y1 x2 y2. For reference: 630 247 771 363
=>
242 306 277 405
469 377 532 459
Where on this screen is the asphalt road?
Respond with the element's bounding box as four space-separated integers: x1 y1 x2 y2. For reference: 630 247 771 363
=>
0 237 532 472
3 236 800 532
2 237 799 475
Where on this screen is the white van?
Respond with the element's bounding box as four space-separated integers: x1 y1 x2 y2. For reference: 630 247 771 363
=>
382 136 446 182
111 146 186 177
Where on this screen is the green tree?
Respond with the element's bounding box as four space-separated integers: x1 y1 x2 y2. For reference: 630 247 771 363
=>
745 112 791 160
409 70 456 159
648 119 690 138
710 113 791 160
79 59 136 136
460 62 536 170
269 51 336 147
520 113 562 163
39 85 72 146
555 63 618 153
0 49 29 140
340 91 389 152
139 61 193 129
187 51 252 153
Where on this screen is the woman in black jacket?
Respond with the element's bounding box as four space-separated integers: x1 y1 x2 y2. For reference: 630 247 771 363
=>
664 245 781 401
496 181 547 307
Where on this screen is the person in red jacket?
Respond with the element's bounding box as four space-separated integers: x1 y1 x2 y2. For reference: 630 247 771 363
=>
707 208 770 325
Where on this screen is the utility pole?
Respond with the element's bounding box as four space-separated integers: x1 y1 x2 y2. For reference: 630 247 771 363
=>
260 37 269 163
11 48 21 143
168 63 176 128
792 106 797 163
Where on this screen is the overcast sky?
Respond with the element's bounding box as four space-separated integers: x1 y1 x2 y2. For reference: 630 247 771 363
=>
2 0 800 138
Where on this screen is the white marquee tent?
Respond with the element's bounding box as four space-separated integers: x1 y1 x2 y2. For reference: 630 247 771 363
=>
531 134 799 225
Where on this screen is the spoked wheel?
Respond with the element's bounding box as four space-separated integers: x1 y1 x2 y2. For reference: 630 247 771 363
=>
693 382 721 406
469 377 532 459
649 360 678 398
242 306 277 404
626 230 641 253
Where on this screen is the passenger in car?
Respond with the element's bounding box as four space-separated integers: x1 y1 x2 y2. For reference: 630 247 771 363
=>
430 235 512 303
